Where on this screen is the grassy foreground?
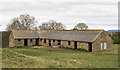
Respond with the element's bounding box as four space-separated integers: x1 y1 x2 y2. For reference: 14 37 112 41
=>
2 44 118 68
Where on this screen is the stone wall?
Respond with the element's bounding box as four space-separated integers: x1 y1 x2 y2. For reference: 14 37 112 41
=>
40 39 89 51
92 31 113 52
28 39 36 46
9 30 113 52
1 31 11 48
13 38 89 51
9 31 91 51
61 41 74 48
14 39 37 47
77 42 89 51
14 39 24 47
9 31 14 47
10 37 90 51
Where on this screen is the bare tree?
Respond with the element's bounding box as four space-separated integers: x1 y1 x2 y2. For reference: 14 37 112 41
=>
73 23 88 30
6 14 37 31
39 20 66 30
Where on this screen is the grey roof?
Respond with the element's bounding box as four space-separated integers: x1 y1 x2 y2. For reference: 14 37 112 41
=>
13 30 39 39
12 30 102 42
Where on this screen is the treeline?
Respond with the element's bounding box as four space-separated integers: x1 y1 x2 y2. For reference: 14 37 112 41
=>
4 14 120 44
108 32 120 44
5 14 88 31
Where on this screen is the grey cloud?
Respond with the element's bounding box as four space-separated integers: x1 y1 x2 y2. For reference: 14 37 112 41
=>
0 1 118 31
1 2 117 12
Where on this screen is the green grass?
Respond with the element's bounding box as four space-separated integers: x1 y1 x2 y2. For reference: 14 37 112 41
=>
2 44 118 68
61 47 88 52
61 47 73 50
76 48 88 52
32 45 40 46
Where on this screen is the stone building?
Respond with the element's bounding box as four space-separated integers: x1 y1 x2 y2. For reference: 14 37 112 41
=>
9 29 113 52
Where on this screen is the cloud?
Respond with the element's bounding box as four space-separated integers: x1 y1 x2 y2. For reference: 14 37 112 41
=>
0 0 119 2
0 0 118 31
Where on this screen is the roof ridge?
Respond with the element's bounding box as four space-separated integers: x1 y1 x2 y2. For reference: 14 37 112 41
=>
57 29 104 31
12 29 102 42
92 30 104 42
12 29 104 31
12 29 40 31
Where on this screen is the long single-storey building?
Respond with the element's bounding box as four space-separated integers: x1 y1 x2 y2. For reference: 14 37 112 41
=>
9 29 113 52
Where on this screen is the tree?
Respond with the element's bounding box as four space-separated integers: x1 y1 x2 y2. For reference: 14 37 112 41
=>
39 20 66 30
73 23 88 30
113 37 120 44
6 14 37 31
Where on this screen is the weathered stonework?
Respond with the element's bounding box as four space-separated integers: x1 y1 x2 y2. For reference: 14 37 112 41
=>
92 31 113 52
77 42 89 51
9 30 113 52
14 39 24 47
39 39 89 51
28 39 36 46
9 32 15 47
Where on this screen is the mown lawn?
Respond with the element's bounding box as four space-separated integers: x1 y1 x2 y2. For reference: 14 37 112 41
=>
2 44 118 68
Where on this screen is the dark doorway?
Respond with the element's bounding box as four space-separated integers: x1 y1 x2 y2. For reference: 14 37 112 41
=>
74 41 77 49
36 39 39 45
58 40 61 45
24 39 28 46
89 43 92 52
49 40 51 46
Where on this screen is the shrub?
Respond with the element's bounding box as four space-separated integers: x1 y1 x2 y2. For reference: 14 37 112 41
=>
76 48 88 52
61 47 88 52
15 46 30 49
113 37 120 44
62 47 73 50
16 46 23 48
32 45 40 46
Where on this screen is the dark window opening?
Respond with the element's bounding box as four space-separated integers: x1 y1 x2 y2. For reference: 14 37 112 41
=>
36 39 39 45
68 41 71 45
49 40 51 46
58 40 61 45
30 39 32 42
44 39 46 43
89 43 92 52
40 39 42 41
24 39 28 46
18 39 21 42
74 41 77 49
53 40 55 42
41 39 42 41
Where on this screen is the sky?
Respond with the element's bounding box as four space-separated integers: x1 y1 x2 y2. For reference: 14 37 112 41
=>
0 0 119 31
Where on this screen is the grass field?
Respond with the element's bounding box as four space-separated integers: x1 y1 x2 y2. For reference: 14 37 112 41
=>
2 44 118 68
